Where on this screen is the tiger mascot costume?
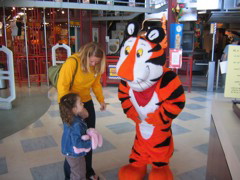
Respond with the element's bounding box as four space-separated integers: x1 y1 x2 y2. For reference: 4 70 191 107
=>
116 21 186 180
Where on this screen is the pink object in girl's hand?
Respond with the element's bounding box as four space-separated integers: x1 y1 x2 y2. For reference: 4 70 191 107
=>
73 146 91 154
87 128 103 150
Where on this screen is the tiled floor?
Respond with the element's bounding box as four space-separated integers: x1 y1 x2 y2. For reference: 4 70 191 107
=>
0 83 227 180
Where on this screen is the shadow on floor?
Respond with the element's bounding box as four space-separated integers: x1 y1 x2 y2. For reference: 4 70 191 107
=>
0 85 51 140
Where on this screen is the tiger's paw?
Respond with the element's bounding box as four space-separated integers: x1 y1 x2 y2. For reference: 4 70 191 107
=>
145 113 161 126
148 166 173 180
119 164 147 180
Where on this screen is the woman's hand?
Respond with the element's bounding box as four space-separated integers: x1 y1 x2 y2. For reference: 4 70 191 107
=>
78 107 89 119
100 102 107 111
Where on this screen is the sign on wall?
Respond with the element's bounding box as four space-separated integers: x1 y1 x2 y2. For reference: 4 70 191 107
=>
169 48 182 69
224 45 240 98
108 65 119 79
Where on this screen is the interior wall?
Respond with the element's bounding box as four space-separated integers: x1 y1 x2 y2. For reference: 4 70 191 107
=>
80 10 92 46
92 21 107 53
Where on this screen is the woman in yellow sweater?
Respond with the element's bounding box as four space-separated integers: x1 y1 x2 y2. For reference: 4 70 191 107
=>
57 42 107 180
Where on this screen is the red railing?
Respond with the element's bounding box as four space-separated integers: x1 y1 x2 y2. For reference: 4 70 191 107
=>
102 56 193 93
166 56 193 93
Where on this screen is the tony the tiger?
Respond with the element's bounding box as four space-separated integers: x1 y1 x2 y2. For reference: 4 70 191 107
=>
116 22 186 180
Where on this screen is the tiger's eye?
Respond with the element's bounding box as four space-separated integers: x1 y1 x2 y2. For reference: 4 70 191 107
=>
137 48 143 57
125 46 130 55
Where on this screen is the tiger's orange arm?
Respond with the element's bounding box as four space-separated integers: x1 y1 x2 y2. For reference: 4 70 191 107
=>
146 70 185 127
118 80 141 124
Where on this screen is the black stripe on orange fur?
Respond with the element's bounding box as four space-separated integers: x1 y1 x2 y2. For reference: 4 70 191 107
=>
148 44 162 53
118 89 128 95
156 101 163 106
161 126 171 132
146 53 166 66
120 80 127 87
135 135 138 140
151 76 162 82
160 71 177 89
123 106 133 114
152 162 168 167
119 97 131 103
129 158 137 163
132 147 141 156
154 136 171 148
167 85 184 100
173 101 185 109
159 112 169 124
163 107 178 119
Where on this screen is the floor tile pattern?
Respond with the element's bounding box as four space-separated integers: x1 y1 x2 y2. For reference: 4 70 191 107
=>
0 86 227 179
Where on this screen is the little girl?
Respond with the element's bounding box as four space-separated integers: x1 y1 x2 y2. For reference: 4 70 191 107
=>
60 93 91 180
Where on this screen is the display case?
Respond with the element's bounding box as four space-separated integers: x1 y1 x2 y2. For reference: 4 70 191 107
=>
102 56 120 86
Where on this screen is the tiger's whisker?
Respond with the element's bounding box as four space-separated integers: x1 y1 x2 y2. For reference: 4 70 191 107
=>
137 80 144 91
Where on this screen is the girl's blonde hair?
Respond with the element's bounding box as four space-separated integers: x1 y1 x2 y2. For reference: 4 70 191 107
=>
59 93 79 125
77 42 106 74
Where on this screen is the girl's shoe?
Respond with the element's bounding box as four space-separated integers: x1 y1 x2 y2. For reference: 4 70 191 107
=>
88 175 100 180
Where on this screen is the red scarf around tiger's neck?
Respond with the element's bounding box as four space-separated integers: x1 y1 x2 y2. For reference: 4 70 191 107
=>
133 83 157 107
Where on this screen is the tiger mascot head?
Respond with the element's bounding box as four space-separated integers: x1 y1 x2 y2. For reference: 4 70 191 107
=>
116 22 166 92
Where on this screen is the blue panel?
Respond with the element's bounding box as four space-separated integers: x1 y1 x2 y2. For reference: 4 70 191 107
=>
48 110 60 117
178 166 206 180
93 137 116 153
185 103 206 110
0 157 8 175
194 143 208 155
21 136 58 153
51 100 58 105
95 110 115 118
31 161 64 180
170 23 183 49
32 120 44 128
190 96 209 102
177 112 200 121
106 122 135 134
110 103 122 108
172 124 191 135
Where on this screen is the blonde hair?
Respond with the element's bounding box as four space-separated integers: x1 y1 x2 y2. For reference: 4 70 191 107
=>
77 42 106 74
